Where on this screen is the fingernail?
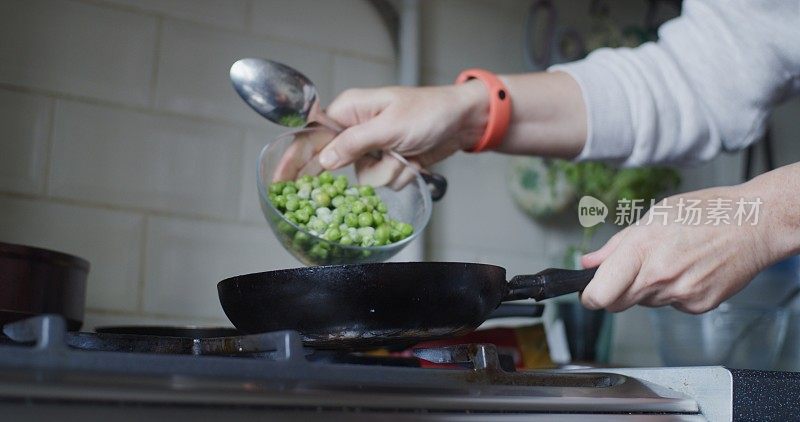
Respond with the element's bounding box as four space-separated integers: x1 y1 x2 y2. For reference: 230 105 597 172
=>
320 149 339 168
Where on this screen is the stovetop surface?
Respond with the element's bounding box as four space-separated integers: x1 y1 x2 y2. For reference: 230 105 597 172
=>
0 315 723 421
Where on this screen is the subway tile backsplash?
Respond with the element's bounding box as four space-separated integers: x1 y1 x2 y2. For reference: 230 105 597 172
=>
49 100 244 219
154 19 333 128
0 0 400 332
101 0 249 31
0 0 156 106
143 216 295 320
0 89 51 195
250 0 394 61
0 196 144 312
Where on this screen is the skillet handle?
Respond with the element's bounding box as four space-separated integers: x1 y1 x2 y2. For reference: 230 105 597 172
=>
505 268 597 302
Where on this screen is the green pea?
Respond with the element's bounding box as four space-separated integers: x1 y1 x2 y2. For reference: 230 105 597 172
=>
330 214 343 226
374 225 390 244
285 199 299 212
294 208 310 223
358 212 373 228
284 211 298 224
308 218 327 233
351 201 365 214
277 220 293 235
313 192 331 207
372 210 384 226
297 182 312 193
269 182 285 195
319 171 335 184
376 202 388 213
390 229 403 242
273 195 287 210
333 177 348 192
293 231 311 245
323 184 338 197
344 213 359 228
282 185 297 195
358 185 374 196
399 222 414 237
323 227 341 242
309 244 329 260
331 195 345 208
339 236 354 246
299 174 313 183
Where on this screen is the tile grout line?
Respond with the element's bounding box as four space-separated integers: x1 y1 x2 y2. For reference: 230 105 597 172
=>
84 307 231 325
234 129 248 223
0 191 267 228
0 82 266 133
136 214 150 314
40 97 57 196
147 16 164 111
72 0 396 64
244 0 254 33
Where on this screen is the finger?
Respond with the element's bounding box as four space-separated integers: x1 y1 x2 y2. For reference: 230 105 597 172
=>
319 116 399 170
581 228 628 268
327 88 393 127
389 163 419 191
580 242 642 310
273 136 312 181
606 275 656 313
273 129 334 180
355 155 404 187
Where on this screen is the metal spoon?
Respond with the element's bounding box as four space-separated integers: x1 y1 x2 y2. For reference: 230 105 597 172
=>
230 58 446 201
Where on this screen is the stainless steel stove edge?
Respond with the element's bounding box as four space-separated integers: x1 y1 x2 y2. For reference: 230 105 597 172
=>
578 366 731 422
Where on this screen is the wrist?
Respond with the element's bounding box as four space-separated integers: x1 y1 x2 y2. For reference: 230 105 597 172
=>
740 166 800 261
452 80 489 151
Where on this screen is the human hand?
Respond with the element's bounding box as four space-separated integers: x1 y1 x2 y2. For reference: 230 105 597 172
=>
317 82 489 173
579 180 793 314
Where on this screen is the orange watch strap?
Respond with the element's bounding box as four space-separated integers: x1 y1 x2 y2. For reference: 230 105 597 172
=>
455 68 512 152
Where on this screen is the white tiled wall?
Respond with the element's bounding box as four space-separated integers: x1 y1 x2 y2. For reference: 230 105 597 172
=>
143 216 295 320
0 90 51 195
0 0 395 328
154 19 334 127
249 0 394 60
0 196 144 312
0 0 157 106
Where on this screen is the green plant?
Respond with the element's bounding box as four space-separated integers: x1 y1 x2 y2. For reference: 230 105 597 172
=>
549 160 680 265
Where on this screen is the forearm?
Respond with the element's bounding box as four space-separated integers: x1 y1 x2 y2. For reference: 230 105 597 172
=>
499 72 587 158
740 162 800 261
454 71 586 158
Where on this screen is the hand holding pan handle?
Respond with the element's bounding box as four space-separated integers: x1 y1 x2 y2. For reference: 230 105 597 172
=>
504 268 598 302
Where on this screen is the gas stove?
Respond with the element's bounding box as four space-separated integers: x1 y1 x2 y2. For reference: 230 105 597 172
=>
0 315 796 421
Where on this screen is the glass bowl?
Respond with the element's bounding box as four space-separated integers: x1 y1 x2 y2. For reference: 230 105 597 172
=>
650 303 789 370
257 126 433 265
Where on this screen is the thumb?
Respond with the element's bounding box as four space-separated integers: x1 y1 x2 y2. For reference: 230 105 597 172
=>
327 88 393 127
581 228 627 269
319 116 398 170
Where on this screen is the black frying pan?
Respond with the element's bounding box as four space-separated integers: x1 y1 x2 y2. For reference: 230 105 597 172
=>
217 262 596 349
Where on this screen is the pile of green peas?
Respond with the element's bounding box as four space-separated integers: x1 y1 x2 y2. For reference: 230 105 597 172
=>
268 171 414 257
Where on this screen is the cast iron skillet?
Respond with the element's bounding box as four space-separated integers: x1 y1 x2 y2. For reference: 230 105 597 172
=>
217 262 595 349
